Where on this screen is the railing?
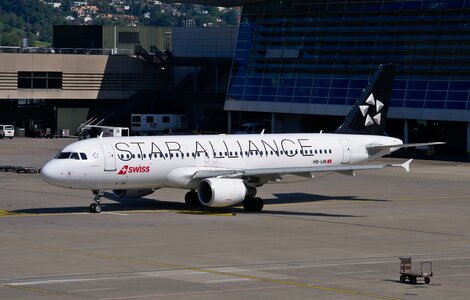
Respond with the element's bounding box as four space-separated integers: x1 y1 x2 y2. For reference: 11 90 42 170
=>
0 46 134 56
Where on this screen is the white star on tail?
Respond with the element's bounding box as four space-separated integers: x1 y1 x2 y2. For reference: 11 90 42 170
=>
363 93 384 127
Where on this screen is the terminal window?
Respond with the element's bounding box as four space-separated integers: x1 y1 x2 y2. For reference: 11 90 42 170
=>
118 32 139 44
18 72 63 89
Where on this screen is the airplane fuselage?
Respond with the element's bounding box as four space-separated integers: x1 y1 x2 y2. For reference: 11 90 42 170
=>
41 133 402 190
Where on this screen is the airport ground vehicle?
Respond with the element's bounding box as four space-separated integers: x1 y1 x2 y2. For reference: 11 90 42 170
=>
79 125 129 139
131 114 187 135
0 125 15 139
399 257 433 284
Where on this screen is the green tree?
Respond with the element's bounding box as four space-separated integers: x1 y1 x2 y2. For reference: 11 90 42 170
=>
221 9 238 25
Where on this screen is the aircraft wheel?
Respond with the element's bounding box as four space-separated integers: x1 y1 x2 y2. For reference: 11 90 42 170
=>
243 197 264 212
400 275 406 283
94 204 102 213
252 197 264 212
89 203 102 213
184 190 199 206
409 276 417 284
424 277 430 284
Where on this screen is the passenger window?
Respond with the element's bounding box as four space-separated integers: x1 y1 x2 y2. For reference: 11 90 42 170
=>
319 150 322 154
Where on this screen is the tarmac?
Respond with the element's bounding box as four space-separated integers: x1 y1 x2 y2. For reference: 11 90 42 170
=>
0 137 470 300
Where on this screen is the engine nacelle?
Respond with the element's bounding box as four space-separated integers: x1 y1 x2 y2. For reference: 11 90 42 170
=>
112 188 154 198
197 178 248 207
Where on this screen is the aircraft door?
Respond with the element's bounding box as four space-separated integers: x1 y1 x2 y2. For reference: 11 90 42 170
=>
339 139 351 164
101 144 116 171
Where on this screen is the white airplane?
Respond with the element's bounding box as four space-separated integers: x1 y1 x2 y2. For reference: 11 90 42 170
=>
41 64 443 213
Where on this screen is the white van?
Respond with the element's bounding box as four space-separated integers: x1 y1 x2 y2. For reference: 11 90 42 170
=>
0 125 14 139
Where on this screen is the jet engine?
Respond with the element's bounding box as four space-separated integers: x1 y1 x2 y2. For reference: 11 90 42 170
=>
197 178 253 207
112 189 154 198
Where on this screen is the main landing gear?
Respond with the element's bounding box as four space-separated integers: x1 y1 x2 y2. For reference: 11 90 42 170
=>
243 197 264 212
89 190 103 213
184 190 200 206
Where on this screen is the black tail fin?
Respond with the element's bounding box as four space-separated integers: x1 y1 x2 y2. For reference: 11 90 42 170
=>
335 64 396 135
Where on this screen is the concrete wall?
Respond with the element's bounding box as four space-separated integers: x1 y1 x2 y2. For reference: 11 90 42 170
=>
0 53 162 100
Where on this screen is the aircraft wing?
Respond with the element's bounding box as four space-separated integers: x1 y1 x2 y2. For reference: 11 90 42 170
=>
191 159 412 180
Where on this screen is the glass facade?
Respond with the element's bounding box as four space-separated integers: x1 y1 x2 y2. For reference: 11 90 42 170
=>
227 0 470 113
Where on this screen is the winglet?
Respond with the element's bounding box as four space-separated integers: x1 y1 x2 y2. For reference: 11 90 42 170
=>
390 159 412 173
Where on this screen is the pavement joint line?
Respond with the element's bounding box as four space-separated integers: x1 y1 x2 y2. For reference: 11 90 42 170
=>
0 241 401 300
0 209 235 218
0 210 89 218
175 210 235 216
393 195 470 201
262 214 465 237
3 284 66 296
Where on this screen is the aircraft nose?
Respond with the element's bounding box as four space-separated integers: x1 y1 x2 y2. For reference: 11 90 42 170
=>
41 160 63 187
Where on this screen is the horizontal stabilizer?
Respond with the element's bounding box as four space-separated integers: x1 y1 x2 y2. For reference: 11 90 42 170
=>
390 159 412 173
367 142 445 151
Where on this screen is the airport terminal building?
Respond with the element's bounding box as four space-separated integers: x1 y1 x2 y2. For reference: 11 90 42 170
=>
223 0 470 156
1 0 470 157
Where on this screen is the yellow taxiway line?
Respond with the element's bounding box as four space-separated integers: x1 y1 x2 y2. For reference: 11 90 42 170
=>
3 284 65 296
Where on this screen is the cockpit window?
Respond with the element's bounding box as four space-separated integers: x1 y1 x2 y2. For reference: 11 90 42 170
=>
56 152 72 159
55 152 86 160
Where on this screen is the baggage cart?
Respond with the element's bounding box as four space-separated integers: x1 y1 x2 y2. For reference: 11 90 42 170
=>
399 257 433 284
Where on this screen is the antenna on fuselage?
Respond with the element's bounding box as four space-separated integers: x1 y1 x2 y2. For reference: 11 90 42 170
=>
99 132 103 139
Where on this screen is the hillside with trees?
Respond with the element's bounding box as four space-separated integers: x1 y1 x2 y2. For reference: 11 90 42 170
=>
0 0 240 47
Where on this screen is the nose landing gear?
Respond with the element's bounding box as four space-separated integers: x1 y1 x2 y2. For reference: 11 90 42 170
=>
90 190 103 213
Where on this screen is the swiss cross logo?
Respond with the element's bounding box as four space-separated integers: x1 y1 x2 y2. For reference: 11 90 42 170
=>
118 165 129 175
117 165 150 175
